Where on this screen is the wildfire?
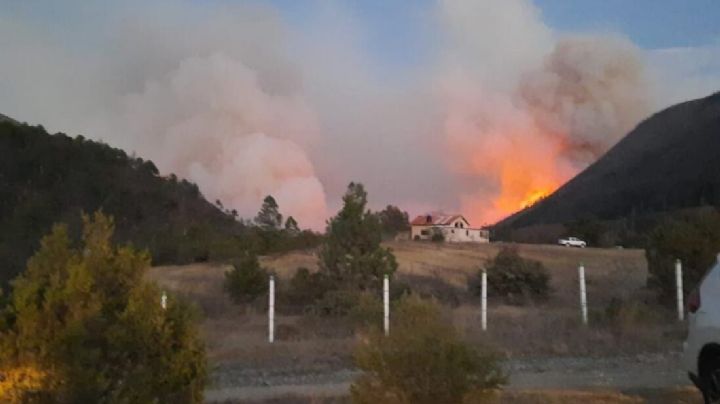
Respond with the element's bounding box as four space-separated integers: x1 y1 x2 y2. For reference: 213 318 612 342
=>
454 126 571 226
519 188 551 209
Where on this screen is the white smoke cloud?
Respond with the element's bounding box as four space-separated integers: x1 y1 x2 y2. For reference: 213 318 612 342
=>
0 0 718 229
436 0 654 224
109 53 326 227
0 2 329 229
519 35 650 165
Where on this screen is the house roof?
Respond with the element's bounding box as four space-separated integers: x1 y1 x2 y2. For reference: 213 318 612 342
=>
410 213 468 226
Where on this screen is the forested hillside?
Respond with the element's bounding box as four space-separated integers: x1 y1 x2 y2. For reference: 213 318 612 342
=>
0 120 318 286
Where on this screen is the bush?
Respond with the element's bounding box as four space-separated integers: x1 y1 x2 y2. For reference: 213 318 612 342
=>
351 295 505 404
223 252 269 304
348 292 384 330
0 212 206 402
431 228 445 243
603 297 659 329
278 267 332 314
646 209 720 303
478 247 550 304
310 289 365 317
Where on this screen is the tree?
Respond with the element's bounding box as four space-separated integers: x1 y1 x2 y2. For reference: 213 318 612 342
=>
0 212 206 402
646 209 720 302
351 295 505 404
285 216 300 234
254 195 283 229
223 252 269 304
377 205 410 238
479 247 550 304
318 182 398 291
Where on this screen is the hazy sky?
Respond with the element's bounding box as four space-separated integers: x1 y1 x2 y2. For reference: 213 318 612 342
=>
1 1 719 229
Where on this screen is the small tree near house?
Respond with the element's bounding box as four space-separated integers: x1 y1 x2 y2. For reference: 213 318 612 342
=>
377 205 410 238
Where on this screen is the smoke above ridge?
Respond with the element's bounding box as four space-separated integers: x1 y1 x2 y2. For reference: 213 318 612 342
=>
0 0 716 229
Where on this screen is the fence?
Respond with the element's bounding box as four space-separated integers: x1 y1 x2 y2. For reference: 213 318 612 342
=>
262 259 687 342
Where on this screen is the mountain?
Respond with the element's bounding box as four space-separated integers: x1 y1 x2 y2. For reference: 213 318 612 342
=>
0 119 318 286
496 92 720 233
0 113 18 124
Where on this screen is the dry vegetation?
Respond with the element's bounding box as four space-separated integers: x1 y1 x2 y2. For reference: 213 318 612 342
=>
149 240 683 373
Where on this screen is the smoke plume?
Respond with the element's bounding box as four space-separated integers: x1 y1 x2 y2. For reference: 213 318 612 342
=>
0 0 716 229
438 0 651 224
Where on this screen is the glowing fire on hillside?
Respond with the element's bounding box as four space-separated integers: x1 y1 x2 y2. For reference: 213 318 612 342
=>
519 188 551 209
449 117 574 227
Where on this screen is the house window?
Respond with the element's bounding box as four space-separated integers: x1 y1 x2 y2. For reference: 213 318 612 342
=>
466 230 469 236
420 229 429 236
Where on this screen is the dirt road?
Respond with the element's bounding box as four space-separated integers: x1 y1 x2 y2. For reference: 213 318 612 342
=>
205 352 693 402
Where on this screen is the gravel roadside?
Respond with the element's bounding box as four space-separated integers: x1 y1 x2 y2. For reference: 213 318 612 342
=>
206 352 692 402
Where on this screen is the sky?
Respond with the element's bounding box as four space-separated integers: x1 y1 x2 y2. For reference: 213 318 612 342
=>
264 1 720 69
1 1 719 229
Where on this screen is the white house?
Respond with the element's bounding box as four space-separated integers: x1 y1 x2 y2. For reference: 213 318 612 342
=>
410 213 489 243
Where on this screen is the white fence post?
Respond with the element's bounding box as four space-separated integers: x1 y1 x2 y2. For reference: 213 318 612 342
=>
161 291 167 310
676 259 684 321
383 274 390 336
578 263 588 325
269 275 275 343
481 270 487 331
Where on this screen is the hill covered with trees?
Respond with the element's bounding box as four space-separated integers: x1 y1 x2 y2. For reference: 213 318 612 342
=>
0 119 318 286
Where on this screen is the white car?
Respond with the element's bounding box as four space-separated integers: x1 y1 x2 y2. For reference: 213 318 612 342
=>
558 236 586 248
684 255 720 403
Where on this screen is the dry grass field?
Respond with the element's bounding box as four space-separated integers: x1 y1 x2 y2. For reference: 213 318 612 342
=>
150 241 694 402
149 241 682 368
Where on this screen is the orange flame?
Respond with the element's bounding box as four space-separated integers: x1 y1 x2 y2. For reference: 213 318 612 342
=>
451 124 573 226
519 188 551 209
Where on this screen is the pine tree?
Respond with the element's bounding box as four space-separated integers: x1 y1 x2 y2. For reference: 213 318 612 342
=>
318 182 397 290
285 216 300 234
254 195 283 229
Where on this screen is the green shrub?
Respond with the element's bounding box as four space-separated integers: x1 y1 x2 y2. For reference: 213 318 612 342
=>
223 253 269 304
348 292 384 330
646 209 720 303
280 267 331 312
478 247 550 304
431 228 445 243
0 212 206 402
351 295 505 404
603 297 660 329
311 289 362 317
